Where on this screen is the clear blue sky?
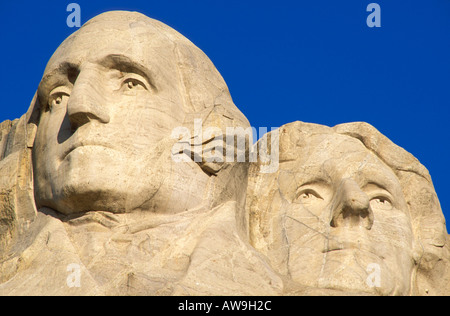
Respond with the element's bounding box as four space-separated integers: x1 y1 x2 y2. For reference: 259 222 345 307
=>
0 0 449 229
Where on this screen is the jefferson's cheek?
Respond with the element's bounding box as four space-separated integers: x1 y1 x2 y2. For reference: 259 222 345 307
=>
370 209 414 251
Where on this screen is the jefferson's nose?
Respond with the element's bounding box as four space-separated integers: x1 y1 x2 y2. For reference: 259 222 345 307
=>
330 178 374 230
67 70 110 132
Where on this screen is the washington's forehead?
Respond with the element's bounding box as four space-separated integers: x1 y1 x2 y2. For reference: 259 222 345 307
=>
44 19 175 74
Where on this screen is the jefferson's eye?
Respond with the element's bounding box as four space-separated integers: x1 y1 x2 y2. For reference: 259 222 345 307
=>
297 189 323 203
370 196 393 211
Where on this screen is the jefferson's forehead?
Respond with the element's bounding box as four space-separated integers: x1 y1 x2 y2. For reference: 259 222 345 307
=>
281 133 402 191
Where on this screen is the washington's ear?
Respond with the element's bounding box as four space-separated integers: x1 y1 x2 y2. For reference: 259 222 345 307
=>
181 104 252 176
197 104 234 175
173 39 251 176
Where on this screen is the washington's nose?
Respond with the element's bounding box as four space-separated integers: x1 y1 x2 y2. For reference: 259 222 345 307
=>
67 75 110 132
330 178 374 230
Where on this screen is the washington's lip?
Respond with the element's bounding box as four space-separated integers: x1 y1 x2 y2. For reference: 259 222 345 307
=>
61 141 116 160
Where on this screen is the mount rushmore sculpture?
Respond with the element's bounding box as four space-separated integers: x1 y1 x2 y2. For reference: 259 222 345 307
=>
0 11 448 296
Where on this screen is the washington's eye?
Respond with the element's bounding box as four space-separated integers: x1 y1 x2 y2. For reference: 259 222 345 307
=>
370 196 393 211
49 94 69 111
122 77 147 92
127 81 136 89
48 87 71 111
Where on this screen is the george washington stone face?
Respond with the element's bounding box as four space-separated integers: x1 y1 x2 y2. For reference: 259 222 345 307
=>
34 16 183 215
32 12 250 216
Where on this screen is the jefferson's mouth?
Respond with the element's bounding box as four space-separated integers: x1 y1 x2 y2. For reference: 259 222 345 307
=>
322 240 365 253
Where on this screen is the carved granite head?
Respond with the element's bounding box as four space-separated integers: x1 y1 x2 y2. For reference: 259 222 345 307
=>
247 121 448 295
32 11 250 216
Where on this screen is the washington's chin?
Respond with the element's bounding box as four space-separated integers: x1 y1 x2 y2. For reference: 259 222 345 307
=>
35 150 137 215
34 143 173 215
37 185 130 215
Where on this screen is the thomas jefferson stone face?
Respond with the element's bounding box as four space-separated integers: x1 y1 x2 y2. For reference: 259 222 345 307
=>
33 16 186 215
250 132 416 295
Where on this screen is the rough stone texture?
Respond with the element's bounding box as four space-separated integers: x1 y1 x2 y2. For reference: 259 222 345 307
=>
0 11 279 296
247 121 450 296
0 11 448 296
